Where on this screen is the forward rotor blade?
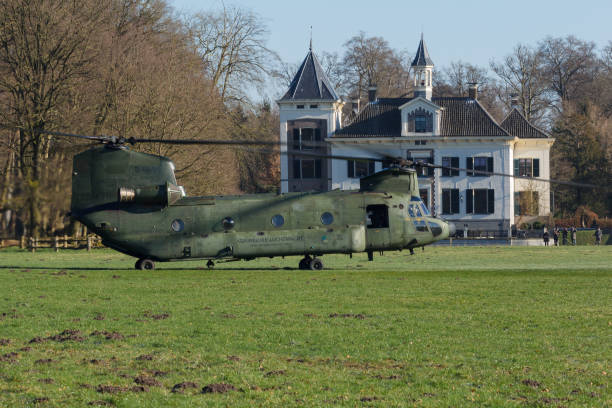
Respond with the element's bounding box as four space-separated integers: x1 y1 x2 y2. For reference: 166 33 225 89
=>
419 161 601 190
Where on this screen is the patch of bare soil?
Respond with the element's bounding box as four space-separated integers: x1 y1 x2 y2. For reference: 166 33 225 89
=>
48 329 85 342
360 396 379 402
221 313 236 319
88 401 114 406
374 374 400 380
19 346 32 352
303 313 319 318
33 397 49 404
35 359 54 364
329 313 366 319
135 354 153 361
146 370 168 377
227 355 241 361
51 270 67 276
171 382 199 393
93 314 105 321
142 311 170 320
0 338 10 346
38 378 54 384
1 352 18 363
29 336 46 344
522 379 541 388
96 384 148 394
134 376 161 387
112 275 120 279
1 309 20 320
90 330 124 340
201 383 235 394
264 370 285 377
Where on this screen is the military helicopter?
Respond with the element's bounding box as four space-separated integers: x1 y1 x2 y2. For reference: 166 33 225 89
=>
44 130 599 271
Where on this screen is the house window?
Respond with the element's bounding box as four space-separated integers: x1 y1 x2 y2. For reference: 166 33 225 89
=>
293 159 322 179
415 115 427 132
309 104 318 109
348 160 375 178
441 157 459 177
415 140 427 145
442 189 460 214
465 189 495 214
292 127 321 150
466 156 493 176
513 158 540 177
514 191 539 215
296 105 304 109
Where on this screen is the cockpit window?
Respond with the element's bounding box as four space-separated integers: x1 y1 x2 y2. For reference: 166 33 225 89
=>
407 206 415 218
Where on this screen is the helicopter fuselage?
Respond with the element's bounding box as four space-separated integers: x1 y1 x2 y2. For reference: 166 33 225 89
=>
71 146 452 266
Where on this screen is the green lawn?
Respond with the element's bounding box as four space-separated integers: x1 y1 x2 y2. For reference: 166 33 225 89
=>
0 247 610 407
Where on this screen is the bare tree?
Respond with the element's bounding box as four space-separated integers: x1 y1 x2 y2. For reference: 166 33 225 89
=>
188 5 277 104
342 32 411 102
490 44 550 124
0 0 108 235
538 36 598 108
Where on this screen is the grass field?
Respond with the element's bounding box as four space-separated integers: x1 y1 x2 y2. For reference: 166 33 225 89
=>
0 246 610 407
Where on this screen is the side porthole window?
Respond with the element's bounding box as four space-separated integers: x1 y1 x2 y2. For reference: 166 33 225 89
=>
271 214 284 227
171 219 184 232
222 217 235 230
320 212 334 225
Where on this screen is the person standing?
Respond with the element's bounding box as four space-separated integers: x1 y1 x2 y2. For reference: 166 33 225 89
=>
543 228 550 246
594 227 602 245
571 227 577 246
562 227 568 245
553 228 559 246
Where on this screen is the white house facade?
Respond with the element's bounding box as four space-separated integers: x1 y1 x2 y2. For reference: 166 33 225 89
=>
277 37 553 234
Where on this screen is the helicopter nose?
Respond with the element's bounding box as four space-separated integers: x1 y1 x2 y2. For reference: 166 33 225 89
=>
448 222 456 237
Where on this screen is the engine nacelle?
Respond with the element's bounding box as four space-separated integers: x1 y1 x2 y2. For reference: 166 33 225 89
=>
118 182 184 206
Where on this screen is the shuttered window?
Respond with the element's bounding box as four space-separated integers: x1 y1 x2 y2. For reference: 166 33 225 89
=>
467 156 493 176
442 189 460 214
465 189 495 214
442 157 459 177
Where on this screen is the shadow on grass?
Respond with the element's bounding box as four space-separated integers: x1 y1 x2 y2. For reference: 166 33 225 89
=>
0 265 311 272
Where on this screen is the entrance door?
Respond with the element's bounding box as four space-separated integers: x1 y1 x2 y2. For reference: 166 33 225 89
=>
365 204 391 250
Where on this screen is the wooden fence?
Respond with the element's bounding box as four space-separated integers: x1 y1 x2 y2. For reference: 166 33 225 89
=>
0 235 103 252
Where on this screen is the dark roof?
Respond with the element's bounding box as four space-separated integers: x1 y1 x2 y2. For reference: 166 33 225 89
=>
280 49 339 101
333 97 509 138
436 98 508 136
411 35 434 67
500 108 550 139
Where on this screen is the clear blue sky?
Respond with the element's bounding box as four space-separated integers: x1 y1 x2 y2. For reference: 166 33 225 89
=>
170 0 612 97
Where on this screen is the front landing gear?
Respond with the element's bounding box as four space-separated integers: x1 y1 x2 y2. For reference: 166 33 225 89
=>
206 260 215 269
135 259 155 270
298 255 323 270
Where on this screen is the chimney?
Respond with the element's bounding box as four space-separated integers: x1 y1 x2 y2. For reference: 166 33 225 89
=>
368 85 377 103
468 83 478 99
510 93 520 110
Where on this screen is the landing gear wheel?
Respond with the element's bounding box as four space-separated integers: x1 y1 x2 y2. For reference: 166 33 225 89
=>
207 260 215 269
298 255 312 270
137 259 155 270
309 258 323 271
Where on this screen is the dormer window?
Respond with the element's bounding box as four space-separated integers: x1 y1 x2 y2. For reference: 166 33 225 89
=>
415 115 427 132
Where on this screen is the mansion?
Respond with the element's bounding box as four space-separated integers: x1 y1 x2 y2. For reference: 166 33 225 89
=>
277 37 554 233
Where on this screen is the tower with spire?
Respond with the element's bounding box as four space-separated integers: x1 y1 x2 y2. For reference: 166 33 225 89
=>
277 42 343 193
411 34 434 100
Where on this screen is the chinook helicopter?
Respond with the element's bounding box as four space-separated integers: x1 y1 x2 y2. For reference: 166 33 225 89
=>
44 130 599 271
